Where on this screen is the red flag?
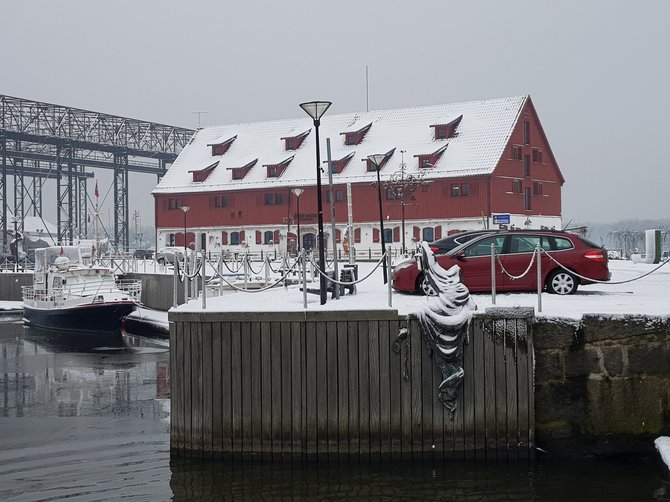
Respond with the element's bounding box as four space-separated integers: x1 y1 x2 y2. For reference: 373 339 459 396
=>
94 181 99 198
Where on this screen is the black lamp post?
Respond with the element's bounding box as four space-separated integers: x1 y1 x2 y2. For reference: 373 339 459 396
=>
180 205 190 256
291 187 304 254
300 100 331 305
368 153 388 284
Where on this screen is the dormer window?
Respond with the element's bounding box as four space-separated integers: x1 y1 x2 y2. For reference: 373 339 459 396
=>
281 130 310 151
325 152 355 174
431 115 463 141
189 161 219 182
229 158 258 181
364 148 396 172
208 135 237 156
341 123 372 146
264 156 294 178
415 144 448 169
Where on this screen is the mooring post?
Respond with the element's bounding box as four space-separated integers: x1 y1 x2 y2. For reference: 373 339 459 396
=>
265 255 270 287
244 254 249 290
201 252 206 310
302 249 308 309
491 243 497 305
387 252 393 307
218 256 223 296
536 244 542 313
183 254 188 303
173 257 178 308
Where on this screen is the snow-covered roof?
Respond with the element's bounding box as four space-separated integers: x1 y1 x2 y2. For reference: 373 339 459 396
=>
153 95 528 195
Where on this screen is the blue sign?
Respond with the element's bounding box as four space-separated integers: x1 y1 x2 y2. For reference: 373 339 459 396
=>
492 213 510 225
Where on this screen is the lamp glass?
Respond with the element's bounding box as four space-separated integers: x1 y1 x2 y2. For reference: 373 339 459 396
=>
299 101 332 120
291 188 305 197
180 206 190 213
368 153 386 170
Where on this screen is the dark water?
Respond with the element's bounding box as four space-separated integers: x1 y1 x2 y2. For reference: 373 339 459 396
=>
0 321 668 501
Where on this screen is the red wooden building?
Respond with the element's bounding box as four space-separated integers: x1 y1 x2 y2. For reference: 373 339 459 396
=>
153 95 563 255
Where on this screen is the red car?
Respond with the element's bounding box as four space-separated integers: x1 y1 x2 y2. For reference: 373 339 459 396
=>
392 230 610 295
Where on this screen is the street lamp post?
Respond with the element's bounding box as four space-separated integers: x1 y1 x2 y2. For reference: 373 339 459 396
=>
180 205 191 256
368 154 388 284
300 100 332 305
291 187 304 254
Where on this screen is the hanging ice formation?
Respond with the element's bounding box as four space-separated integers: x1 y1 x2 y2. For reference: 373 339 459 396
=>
416 241 476 416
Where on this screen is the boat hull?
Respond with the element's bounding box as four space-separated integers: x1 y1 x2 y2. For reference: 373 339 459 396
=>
23 301 138 333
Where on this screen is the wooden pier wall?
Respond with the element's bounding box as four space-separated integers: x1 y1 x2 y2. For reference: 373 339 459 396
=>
169 309 534 461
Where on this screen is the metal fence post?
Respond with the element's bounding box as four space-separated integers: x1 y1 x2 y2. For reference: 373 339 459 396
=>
491 243 497 305
183 254 188 303
173 258 178 308
201 253 207 310
536 244 542 313
387 252 393 308
302 249 308 309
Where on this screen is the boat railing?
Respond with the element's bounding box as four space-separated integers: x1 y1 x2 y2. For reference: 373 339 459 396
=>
22 278 142 302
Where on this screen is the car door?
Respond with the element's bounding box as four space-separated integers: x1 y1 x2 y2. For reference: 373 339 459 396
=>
499 234 551 291
448 234 507 291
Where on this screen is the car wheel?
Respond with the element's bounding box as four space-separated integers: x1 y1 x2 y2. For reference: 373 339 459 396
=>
547 269 578 295
417 274 438 296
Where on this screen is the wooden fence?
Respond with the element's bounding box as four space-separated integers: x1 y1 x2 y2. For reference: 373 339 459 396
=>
170 308 534 461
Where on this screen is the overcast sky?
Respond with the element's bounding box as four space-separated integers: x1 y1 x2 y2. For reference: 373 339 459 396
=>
2 0 669 228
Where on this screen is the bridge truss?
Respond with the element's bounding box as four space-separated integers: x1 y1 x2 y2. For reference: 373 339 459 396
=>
0 94 194 251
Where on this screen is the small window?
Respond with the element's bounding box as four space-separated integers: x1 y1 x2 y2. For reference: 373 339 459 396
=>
533 181 543 196
214 195 228 208
524 187 532 210
554 237 573 250
461 183 469 196
168 198 179 210
511 145 523 160
450 184 460 197
436 127 447 139
264 193 274 205
232 169 242 180
335 190 344 203
422 227 434 242
268 166 278 177
264 231 274 244
513 179 522 194
230 232 240 245
422 159 431 168
524 155 531 177
346 135 357 145
275 193 283 205
523 120 531 145
383 228 393 244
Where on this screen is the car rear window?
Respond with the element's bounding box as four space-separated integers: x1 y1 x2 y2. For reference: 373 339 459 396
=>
578 237 603 249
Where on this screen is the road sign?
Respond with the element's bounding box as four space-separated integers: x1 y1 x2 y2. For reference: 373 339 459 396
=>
492 213 511 225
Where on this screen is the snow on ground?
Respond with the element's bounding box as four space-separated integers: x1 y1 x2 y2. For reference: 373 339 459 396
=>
656 437 670 472
175 259 670 320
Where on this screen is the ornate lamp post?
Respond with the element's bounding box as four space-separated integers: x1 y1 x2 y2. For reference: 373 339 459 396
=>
368 153 388 284
383 152 429 255
299 100 332 305
291 187 304 253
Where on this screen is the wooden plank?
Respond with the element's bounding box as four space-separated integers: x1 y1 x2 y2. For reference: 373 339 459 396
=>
171 322 183 454
305 321 318 459
431 342 445 460
270 321 283 460
326 321 339 462
399 320 413 460
494 318 508 460
527 323 536 459
388 318 402 461
211 322 223 456
250 321 262 458
220 322 233 455
240 322 252 458
420 321 434 460
462 323 476 460
183 322 192 453
201 322 213 457
368 320 381 461
358 320 371 461
316 319 328 461
378 320 391 460
410 318 423 459
347 321 360 460
483 318 497 460
280 322 292 460
516 320 530 460
230 322 242 458
472 320 487 459
260 322 272 460
337 320 349 461
290 321 304 459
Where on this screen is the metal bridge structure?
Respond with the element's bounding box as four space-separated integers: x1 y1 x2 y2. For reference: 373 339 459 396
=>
0 94 194 251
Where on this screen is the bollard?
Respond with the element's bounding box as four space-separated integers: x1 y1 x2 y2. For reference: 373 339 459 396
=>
491 243 497 305
201 252 207 310
183 254 188 304
536 244 542 313
387 252 393 308
173 257 178 308
302 249 308 309
244 256 249 290
265 255 270 287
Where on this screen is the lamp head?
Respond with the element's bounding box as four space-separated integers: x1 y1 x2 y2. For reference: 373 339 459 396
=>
291 188 305 197
180 206 190 214
367 154 386 170
299 101 332 121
